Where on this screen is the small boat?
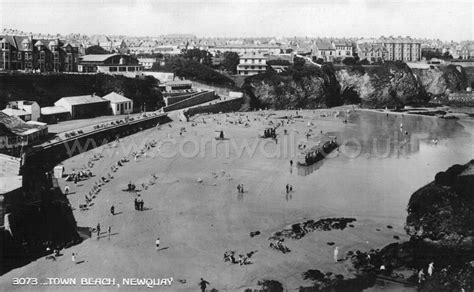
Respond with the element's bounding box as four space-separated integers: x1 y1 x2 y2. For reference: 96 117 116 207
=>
296 137 338 167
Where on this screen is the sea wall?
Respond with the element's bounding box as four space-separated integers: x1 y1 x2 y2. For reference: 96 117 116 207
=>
163 91 218 112
185 97 244 116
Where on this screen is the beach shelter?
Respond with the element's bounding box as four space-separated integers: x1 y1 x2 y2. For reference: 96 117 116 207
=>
53 164 65 179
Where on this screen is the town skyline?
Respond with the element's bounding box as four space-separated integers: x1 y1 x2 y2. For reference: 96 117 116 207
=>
1 0 472 42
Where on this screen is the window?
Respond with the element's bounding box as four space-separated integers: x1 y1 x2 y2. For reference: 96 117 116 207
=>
119 67 126 71
110 66 117 72
128 67 135 72
17 52 22 60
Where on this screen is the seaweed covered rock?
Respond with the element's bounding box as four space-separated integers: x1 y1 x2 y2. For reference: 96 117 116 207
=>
405 160 474 250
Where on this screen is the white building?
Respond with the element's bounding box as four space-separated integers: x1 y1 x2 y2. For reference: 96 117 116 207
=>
237 53 267 76
2 101 40 122
102 92 133 115
137 58 156 70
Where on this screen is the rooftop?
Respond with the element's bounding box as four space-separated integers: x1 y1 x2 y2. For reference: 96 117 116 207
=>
56 94 109 106
102 92 132 103
80 54 118 62
41 106 69 115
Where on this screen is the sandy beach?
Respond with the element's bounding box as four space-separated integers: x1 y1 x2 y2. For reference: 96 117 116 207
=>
2 107 473 291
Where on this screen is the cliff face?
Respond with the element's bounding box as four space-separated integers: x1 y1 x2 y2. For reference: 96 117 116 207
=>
243 65 341 109
405 160 474 250
412 65 469 98
336 62 426 108
243 62 470 109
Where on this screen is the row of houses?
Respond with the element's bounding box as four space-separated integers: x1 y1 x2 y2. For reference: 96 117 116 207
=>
0 36 80 72
2 92 133 124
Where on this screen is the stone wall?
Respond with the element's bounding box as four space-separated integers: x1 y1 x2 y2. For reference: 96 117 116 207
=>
163 91 218 112
185 98 244 116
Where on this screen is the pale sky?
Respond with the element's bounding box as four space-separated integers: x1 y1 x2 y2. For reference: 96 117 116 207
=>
0 0 472 41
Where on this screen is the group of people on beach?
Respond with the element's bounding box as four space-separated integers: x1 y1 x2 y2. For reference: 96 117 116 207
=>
223 250 256 266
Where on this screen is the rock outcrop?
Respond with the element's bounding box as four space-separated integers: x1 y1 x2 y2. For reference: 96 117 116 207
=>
242 65 341 109
412 65 469 98
405 160 474 250
336 62 427 108
243 61 470 109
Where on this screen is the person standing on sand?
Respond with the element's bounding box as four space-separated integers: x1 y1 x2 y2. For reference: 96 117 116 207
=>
108 226 111 238
155 237 160 251
286 184 289 194
199 278 209 292
428 262 434 276
64 185 69 195
418 269 425 283
72 253 76 263
96 223 101 237
110 205 115 215
334 246 339 262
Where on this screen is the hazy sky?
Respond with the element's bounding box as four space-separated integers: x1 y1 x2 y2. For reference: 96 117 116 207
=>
0 0 472 41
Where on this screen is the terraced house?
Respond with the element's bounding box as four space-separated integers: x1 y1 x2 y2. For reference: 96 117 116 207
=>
0 36 80 72
379 36 422 62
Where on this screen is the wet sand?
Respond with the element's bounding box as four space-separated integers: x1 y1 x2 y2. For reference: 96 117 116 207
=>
1 108 472 291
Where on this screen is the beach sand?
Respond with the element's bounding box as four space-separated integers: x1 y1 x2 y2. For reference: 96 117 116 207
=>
0 108 411 291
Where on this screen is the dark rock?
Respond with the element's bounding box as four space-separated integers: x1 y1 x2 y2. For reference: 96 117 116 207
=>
326 242 335 246
387 225 393 229
250 231 260 238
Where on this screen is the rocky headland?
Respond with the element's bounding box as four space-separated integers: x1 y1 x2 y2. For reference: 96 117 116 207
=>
243 61 470 110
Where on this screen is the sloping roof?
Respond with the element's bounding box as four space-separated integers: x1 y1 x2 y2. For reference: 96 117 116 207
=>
102 92 132 103
40 106 69 115
0 112 37 135
56 95 109 106
316 42 335 50
80 54 117 62
165 80 192 86
2 108 30 117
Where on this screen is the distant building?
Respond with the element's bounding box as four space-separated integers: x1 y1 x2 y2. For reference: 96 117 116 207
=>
137 58 156 69
78 54 143 74
208 44 280 56
314 42 336 62
237 53 267 75
459 43 474 60
357 43 387 63
54 94 110 119
102 92 133 115
0 36 80 72
3 101 40 122
334 42 353 59
378 36 422 62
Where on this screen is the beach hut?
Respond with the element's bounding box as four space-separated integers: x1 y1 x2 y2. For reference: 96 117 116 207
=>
53 164 65 179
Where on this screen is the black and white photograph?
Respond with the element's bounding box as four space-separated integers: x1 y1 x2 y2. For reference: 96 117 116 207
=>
0 0 473 291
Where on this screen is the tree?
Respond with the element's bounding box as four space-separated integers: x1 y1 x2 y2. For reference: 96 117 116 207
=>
221 51 240 74
182 49 212 67
342 57 357 66
85 45 110 55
